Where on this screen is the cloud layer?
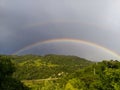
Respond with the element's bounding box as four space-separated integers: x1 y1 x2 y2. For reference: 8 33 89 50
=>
0 0 120 60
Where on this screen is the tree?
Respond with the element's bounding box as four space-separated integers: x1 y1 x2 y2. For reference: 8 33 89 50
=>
65 78 85 90
99 68 120 90
0 56 29 90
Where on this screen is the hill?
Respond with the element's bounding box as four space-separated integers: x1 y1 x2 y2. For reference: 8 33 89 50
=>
1 54 120 90
10 54 93 80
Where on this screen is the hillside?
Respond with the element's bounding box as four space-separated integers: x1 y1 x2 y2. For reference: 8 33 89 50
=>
1 54 120 90
11 54 93 80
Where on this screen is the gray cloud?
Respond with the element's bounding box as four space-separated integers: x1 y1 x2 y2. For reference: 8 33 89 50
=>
0 0 120 61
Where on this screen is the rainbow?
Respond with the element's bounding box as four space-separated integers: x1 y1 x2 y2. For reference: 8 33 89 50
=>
25 20 108 30
13 38 120 59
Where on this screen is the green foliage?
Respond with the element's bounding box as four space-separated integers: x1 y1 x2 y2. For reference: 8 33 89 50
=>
1 54 120 90
99 68 120 90
12 54 93 80
65 78 85 90
0 56 15 78
61 60 120 90
0 55 29 90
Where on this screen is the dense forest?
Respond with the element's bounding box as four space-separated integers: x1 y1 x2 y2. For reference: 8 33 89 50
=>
0 54 120 90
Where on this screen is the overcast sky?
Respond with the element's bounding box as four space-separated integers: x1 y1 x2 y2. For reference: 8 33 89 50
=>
0 0 120 61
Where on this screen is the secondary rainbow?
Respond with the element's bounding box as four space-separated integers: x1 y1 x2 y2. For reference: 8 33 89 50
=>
25 20 108 30
13 38 120 59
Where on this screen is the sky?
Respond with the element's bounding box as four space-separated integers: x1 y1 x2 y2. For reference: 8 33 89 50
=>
0 0 120 61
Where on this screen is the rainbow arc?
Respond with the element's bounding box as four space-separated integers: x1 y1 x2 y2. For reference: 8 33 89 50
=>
13 38 120 60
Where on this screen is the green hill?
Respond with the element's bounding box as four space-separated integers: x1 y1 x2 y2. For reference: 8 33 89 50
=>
1 54 120 90
11 54 93 80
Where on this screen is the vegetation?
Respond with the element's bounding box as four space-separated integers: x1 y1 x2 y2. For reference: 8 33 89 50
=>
0 54 120 90
60 60 120 90
12 54 93 80
0 55 29 90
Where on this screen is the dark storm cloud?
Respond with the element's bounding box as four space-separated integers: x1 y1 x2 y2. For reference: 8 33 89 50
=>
0 0 120 60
